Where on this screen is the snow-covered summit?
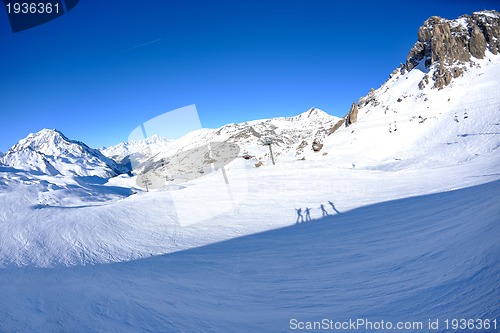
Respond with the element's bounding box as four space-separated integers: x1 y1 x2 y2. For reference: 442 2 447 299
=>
11 128 79 155
216 107 339 143
271 107 332 122
1 129 127 177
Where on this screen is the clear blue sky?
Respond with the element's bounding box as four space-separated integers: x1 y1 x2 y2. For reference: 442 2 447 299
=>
0 0 497 151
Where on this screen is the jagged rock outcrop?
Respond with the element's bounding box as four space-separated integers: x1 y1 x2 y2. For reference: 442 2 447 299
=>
329 101 360 135
405 10 500 89
297 140 308 149
345 102 359 126
328 119 345 135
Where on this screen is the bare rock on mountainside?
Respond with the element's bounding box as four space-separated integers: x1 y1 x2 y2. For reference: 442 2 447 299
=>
312 139 324 152
405 10 500 89
330 102 359 134
328 118 346 135
358 88 378 108
345 102 359 126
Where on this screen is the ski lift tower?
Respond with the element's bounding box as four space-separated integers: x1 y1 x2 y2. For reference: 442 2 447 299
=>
262 137 276 165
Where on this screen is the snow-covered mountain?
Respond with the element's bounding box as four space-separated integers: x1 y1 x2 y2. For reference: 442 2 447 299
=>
102 107 340 180
209 107 338 158
319 10 500 170
1 129 127 177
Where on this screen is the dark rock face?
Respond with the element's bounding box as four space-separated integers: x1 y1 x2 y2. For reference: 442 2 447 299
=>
312 139 323 152
473 11 500 55
405 10 500 89
346 102 358 125
358 88 378 108
328 102 359 135
328 119 345 135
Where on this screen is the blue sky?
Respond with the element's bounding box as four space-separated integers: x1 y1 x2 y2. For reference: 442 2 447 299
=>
0 0 498 151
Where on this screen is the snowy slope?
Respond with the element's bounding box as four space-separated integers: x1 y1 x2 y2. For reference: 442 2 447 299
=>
0 141 498 267
0 177 498 332
316 51 500 170
1 129 127 177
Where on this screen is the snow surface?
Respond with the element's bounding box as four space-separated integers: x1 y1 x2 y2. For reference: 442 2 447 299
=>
0 52 499 331
0 170 498 332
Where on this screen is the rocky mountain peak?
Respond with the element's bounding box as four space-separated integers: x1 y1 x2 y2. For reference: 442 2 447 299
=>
405 10 500 89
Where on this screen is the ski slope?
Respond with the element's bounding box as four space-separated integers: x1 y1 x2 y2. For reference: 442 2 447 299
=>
0 176 498 332
0 41 499 333
316 51 500 171
0 135 499 332
1 150 498 268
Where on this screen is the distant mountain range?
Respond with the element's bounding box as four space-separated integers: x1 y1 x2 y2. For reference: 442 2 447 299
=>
100 107 341 176
2 10 499 180
1 108 340 178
